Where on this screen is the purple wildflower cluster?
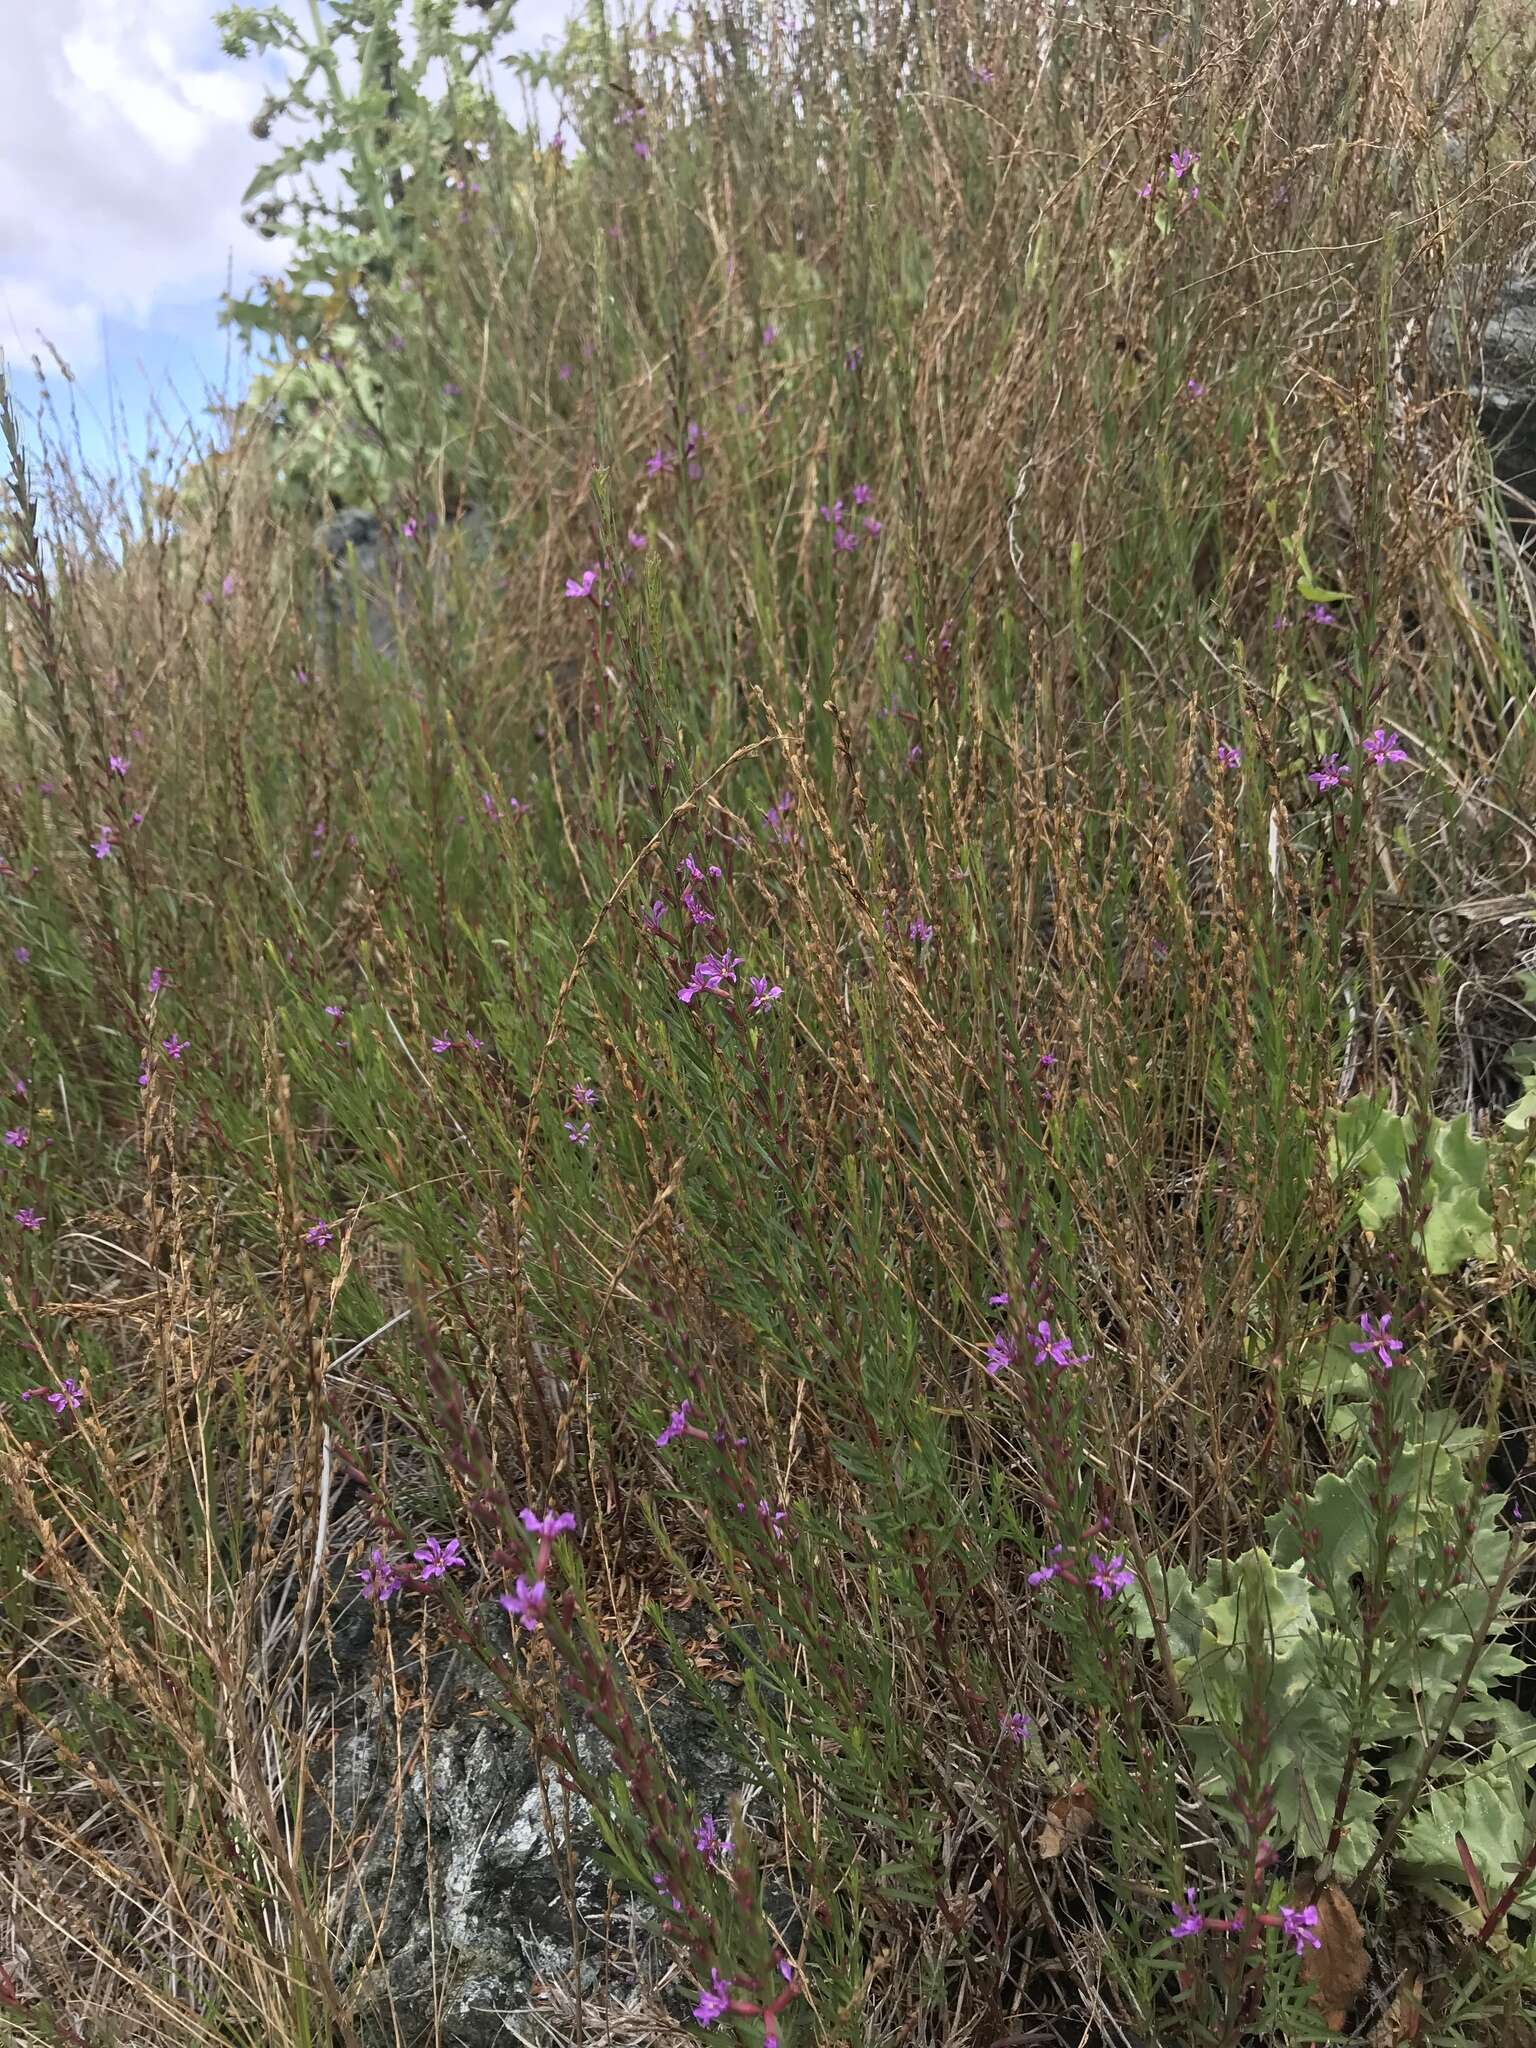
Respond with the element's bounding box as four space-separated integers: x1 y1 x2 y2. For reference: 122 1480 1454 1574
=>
984 1306 1089 1380
499 1507 578 1632
1169 1888 1323 1958
688 1954 800 2046
359 1535 466 1604
646 419 705 482
357 1506 575 1635
1028 1546 1136 1600
1307 728 1409 792
818 480 881 554
666 855 784 1017
20 1377 85 1416
1138 144 1200 204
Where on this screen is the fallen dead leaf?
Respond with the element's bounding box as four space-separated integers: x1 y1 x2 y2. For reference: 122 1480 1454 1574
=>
1369 1975 1423 2047
1298 1882 1369 2030
1035 1782 1096 1860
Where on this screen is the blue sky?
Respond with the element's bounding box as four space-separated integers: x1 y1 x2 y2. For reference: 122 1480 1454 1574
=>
2 2 575 489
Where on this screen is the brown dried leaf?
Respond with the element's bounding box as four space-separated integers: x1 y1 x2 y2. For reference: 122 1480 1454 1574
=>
1298 1883 1370 2030
1369 1976 1423 2048
1034 1782 1096 1861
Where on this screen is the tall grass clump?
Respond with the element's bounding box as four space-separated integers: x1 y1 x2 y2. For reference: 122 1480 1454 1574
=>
4 1 1536 2043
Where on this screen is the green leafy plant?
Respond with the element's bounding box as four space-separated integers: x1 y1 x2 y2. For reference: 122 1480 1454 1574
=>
1134 1360 1532 1894
1331 1094 1503 1273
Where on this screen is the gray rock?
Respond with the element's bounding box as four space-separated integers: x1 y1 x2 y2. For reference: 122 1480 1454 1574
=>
321 1629 746 2048
1438 276 1536 509
312 502 497 662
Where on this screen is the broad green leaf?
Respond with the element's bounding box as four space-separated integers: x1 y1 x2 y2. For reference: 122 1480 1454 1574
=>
1431 1113 1489 1196
1399 1774 1532 1918
1287 1321 1372 1405
1421 1180 1495 1272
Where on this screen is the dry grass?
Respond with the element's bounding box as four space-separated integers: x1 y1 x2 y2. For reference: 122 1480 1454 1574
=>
3 2 1536 2043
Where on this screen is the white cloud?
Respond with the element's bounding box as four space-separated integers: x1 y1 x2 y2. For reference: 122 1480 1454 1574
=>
0 0 278 374
0 1 580 387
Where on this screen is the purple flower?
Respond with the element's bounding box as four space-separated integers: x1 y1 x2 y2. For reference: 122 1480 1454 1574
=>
677 951 742 1005
162 1033 189 1060
1308 753 1349 792
499 1575 547 1631
845 345 863 372
91 825 114 859
907 918 935 944
4 1128 26 1147
819 499 844 525
682 887 715 928
832 525 859 553
1349 1310 1404 1375
1138 179 1154 199
565 566 598 599
1000 1709 1035 1743
413 1536 465 1580
761 323 778 346
1170 146 1199 179
988 1290 1010 1307
557 363 572 381
1087 1551 1136 1600
571 1083 597 1108
852 482 873 507
325 1003 344 1020
13 947 28 965
1185 378 1208 398
1303 603 1338 626
1031 1320 1088 1372
763 791 796 843
149 967 165 995
1169 1888 1206 1939
359 1548 401 1603
520 1508 578 1541
863 515 883 536
642 899 667 930
749 976 783 1013
221 573 237 598
751 1497 788 1536
1279 1903 1322 1955
431 1036 454 1055
633 137 651 160
20 1378 83 1414
984 1331 1017 1377
1363 727 1408 766
646 447 673 477
304 1220 334 1249
651 1871 682 1910
1216 742 1242 771
108 754 129 777
694 1812 732 1869
627 528 648 550
694 1970 732 2025
1028 1546 1063 1587
401 518 418 542
656 1399 692 1447
565 1119 591 1145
